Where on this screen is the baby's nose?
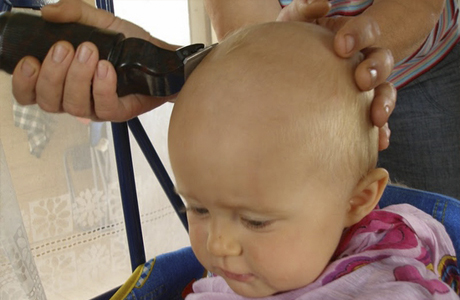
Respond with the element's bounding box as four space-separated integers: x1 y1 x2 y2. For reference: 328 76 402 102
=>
207 223 242 257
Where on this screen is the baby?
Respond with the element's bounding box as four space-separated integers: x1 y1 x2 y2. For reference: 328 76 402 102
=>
168 22 459 299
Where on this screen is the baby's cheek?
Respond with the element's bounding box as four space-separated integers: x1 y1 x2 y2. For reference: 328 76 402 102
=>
188 224 210 267
248 235 329 290
245 238 288 274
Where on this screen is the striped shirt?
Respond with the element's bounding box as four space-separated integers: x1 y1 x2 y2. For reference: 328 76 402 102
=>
279 0 460 89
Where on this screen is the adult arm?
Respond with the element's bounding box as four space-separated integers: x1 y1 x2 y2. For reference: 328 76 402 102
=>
204 0 282 41
205 0 331 40
366 0 445 63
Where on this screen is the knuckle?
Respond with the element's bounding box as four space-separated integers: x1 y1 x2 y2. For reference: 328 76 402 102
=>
359 15 380 37
37 99 61 113
385 49 395 66
14 95 36 106
41 73 61 86
12 86 35 105
94 101 120 121
94 111 113 122
381 81 396 97
63 101 89 117
370 18 381 37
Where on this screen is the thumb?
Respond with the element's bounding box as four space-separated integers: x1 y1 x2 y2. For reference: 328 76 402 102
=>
41 0 116 29
276 0 331 22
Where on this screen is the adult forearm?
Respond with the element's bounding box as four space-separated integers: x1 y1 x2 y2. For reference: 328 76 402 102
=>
204 0 281 41
362 0 444 63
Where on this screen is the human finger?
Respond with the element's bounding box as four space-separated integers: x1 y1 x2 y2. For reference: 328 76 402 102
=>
41 0 148 40
34 41 75 112
354 47 394 91
333 15 381 58
12 57 40 105
61 42 99 117
276 0 331 22
370 81 396 128
41 0 115 28
91 60 121 121
378 123 391 151
92 60 170 122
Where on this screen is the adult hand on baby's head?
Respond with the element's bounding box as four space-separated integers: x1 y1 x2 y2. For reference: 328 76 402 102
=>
317 15 395 90
11 0 172 122
276 0 396 151
319 15 396 151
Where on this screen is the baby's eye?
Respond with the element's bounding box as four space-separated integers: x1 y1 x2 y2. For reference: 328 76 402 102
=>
241 218 273 230
187 206 209 216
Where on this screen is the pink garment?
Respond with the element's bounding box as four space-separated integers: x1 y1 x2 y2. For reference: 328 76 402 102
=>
187 204 460 299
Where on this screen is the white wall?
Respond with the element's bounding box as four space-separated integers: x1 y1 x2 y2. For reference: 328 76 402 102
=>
113 0 190 46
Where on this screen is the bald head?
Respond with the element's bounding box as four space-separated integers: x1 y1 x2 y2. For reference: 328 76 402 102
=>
169 22 377 191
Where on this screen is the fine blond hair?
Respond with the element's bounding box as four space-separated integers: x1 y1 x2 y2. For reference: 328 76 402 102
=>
177 22 378 188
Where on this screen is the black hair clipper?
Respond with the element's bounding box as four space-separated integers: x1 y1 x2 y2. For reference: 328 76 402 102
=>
0 12 215 97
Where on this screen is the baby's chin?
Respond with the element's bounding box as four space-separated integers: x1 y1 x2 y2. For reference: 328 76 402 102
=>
225 278 282 298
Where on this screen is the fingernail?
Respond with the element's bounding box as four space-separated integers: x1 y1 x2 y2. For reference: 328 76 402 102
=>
344 35 355 54
52 44 69 63
77 45 93 63
369 68 377 86
97 62 108 79
21 59 36 77
384 105 390 114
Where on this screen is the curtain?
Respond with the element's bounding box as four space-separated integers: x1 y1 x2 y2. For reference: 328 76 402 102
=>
0 141 46 299
0 1 193 298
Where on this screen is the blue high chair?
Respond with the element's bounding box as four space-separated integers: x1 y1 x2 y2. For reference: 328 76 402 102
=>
380 184 460 257
1 1 459 299
105 185 460 300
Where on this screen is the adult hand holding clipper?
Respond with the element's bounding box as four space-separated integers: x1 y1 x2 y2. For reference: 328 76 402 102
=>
0 11 208 97
9 0 191 121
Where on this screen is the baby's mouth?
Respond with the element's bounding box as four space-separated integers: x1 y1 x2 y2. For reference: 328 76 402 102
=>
219 268 255 283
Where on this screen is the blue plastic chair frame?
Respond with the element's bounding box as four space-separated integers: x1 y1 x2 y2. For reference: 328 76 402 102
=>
94 2 188 299
97 0 188 264
0 0 43 10
109 119 188 272
0 0 11 11
127 117 188 230
96 2 188 299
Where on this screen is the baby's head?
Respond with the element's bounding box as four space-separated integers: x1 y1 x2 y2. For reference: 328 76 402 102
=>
169 22 388 297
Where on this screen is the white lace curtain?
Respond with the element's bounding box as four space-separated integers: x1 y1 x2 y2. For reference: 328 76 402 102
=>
0 1 194 298
0 141 46 299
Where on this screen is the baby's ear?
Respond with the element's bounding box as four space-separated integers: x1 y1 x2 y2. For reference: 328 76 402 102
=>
345 168 389 227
